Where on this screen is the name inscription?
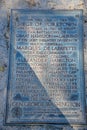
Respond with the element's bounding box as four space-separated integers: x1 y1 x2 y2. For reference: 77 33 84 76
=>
5 10 86 125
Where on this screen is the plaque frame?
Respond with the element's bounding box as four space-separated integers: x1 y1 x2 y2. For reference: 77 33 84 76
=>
4 9 86 126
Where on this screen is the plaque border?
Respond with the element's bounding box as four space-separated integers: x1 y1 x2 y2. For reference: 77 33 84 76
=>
4 9 86 126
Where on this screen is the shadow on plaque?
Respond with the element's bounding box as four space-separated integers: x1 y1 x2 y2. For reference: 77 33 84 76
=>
9 50 76 128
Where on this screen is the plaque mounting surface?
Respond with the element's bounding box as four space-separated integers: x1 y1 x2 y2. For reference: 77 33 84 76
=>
5 9 86 125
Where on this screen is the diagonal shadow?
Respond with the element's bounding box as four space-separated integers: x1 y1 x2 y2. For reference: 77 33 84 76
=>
12 50 71 125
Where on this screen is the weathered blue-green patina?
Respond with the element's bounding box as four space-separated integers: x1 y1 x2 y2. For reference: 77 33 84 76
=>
5 10 86 125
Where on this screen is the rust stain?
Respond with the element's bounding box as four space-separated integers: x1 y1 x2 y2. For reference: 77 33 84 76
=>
0 66 5 72
26 0 36 6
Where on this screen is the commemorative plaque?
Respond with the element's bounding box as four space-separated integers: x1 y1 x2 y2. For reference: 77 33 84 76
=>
5 10 86 125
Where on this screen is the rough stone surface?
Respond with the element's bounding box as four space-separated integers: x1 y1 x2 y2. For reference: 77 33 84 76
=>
0 0 87 129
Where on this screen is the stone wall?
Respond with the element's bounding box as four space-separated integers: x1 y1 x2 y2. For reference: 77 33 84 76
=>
0 0 87 129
